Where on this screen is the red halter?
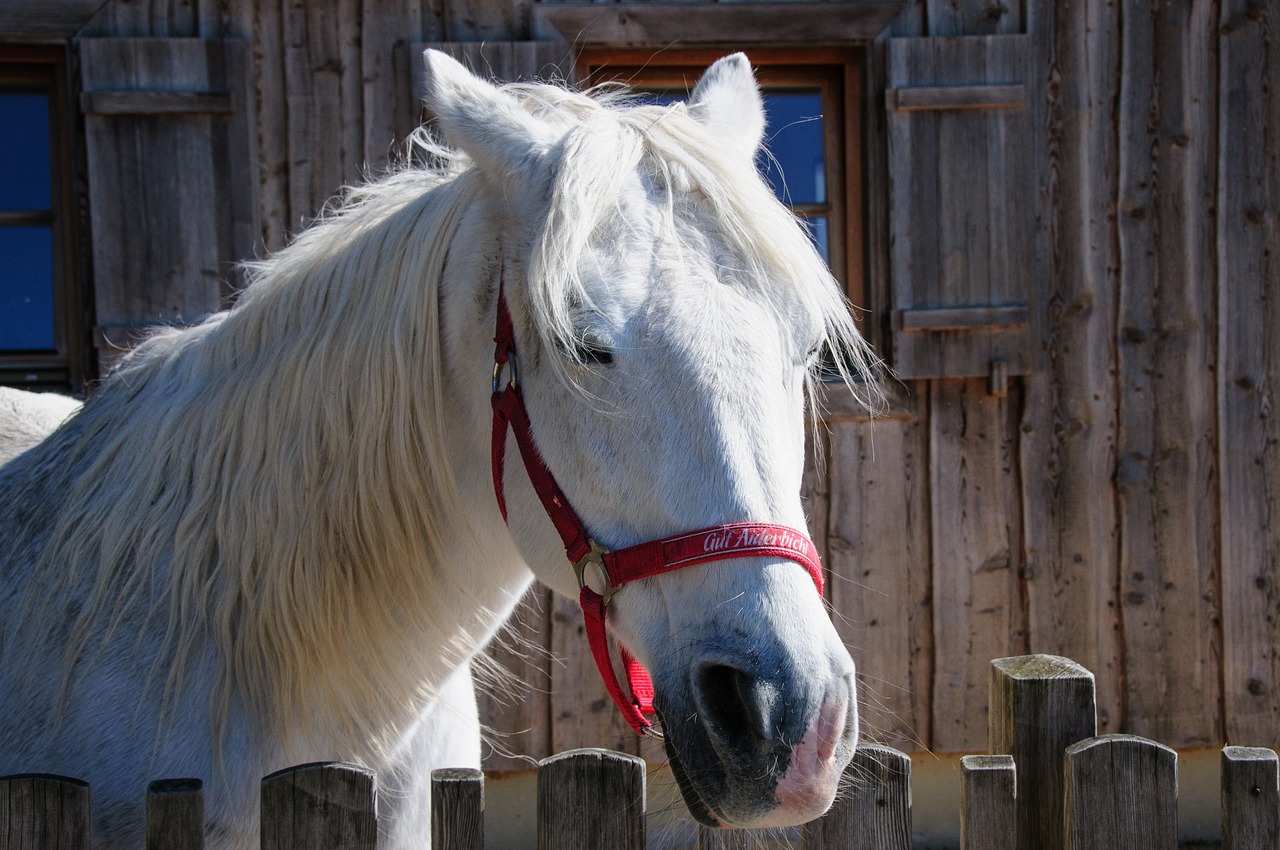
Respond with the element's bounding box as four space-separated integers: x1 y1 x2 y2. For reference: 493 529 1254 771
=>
490 274 824 736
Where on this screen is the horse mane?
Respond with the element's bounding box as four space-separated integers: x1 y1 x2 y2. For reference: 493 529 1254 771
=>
10 75 880 761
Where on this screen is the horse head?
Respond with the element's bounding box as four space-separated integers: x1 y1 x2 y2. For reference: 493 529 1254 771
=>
423 50 877 829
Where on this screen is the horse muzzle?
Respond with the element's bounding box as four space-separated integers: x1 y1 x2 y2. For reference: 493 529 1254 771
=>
656 658 858 828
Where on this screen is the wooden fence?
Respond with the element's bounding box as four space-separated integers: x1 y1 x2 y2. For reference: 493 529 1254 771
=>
4 656 1279 849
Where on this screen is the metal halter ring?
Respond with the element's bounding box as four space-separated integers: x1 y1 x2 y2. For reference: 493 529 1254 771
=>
573 540 618 606
492 350 519 394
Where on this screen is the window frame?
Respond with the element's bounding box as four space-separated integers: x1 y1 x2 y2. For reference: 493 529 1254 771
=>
0 44 87 390
577 46 866 331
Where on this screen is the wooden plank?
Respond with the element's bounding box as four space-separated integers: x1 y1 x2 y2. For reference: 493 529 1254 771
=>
1221 746 1280 850
804 744 911 850
251 0 289 252
260 762 377 850
1062 735 1178 850
1115 0 1221 749
989 654 1097 850
361 0 423 170
146 778 204 850
536 749 645 850
898 304 1029 331
443 0 530 41
886 35 1036 379
889 84 1026 112
1218 0 1280 747
431 768 484 850
80 38 252 331
925 0 1021 37
930 379 1020 751
532 3 906 47
961 755 1016 850
80 90 233 114
1018 0 1123 741
476 584 553 771
0 1 109 37
548 593 639 759
0 774 91 850
825 404 932 751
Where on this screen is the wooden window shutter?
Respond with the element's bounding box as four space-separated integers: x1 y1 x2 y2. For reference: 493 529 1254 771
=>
411 41 577 96
886 34 1035 382
79 38 258 371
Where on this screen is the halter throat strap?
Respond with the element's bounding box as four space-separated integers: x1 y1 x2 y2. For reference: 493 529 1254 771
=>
489 272 824 736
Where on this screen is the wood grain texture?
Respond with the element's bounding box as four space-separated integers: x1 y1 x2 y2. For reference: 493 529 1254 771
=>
79 37 258 358
960 755 1015 850
431 767 484 850
804 744 911 850
930 379 1020 751
0 774 91 850
548 593 639 759
886 34 1036 379
1114 0 1221 748
536 749 645 850
1019 0 1124 738
146 778 204 850
531 3 905 47
1062 735 1178 850
477 585 553 771
260 762 377 850
1218 0 1280 747
826 404 932 751
1221 746 1280 850
989 655 1097 850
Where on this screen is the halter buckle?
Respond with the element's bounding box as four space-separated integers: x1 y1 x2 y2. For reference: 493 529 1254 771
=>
573 540 618 606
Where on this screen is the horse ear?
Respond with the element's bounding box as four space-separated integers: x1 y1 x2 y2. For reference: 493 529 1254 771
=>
688 53 765 162
420 49 557 178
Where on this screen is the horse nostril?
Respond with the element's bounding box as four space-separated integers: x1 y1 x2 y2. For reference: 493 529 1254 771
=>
695 663 783 745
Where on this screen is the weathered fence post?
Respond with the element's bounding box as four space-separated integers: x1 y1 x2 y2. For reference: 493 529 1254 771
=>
536 748 645 850
1221 746 1280 849
147 777 204 849
804 743 912 850
431 767 483 850
260 762 377 850
960 755 1016 850
0 774 91 850
1062 734 1177 849
989 654 1096 850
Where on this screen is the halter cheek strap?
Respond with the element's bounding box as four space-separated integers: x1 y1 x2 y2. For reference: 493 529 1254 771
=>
490 274 824 736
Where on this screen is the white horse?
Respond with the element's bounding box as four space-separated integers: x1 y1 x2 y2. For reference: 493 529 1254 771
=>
0 51 879 846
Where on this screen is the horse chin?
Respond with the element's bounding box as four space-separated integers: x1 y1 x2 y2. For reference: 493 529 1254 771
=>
657 695 856 830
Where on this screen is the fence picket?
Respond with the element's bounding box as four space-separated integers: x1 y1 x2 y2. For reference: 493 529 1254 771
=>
1222 746 1280 849
432 767 483 850
960 754 1015 850
804 743 911 850
147 778 204 849
1063 734 1177 850
536 747 645 850
259 762 377 850
0 774 91 850
989 654 1097 850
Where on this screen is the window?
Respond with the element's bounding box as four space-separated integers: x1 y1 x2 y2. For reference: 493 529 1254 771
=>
580 48 865 322
0 46 85 390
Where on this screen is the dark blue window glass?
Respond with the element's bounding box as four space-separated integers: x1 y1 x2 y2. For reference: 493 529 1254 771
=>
759 92 824 205
0 93 51 210
635 87 829 262
0 227 55 350
1 91 56 352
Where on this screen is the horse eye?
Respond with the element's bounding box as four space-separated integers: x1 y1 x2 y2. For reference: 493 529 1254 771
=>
574 333 614 366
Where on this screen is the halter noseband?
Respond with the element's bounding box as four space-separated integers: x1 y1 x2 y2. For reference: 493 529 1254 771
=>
490 271 825 736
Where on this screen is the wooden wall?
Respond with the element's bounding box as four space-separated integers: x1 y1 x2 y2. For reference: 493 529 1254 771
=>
63 0 1280 762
